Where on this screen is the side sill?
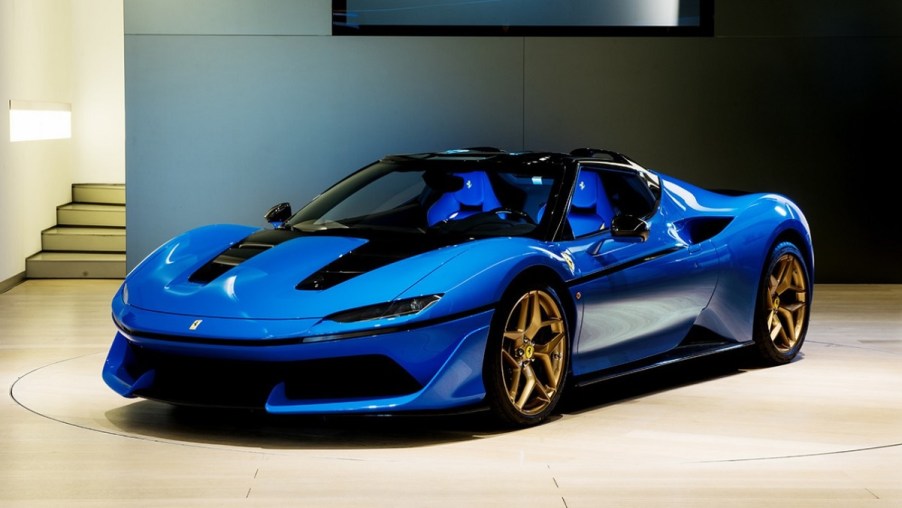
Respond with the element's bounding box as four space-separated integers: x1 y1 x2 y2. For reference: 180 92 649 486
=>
572 342 753 389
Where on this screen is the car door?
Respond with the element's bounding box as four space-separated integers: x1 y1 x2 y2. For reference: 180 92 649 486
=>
560 165 720 376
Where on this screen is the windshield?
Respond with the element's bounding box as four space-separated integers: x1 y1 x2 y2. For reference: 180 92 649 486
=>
287 161 561 238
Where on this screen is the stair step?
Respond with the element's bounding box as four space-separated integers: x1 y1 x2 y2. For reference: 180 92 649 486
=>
42 226 126 252
28 184 128 280
26 252 126 279
57 203 125 227
73 183 125 205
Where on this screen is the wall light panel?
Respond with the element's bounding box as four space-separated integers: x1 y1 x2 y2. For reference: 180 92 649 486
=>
9 100 72 142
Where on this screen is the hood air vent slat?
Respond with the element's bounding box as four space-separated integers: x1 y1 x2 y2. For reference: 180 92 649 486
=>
189 230 297 284
297 240 429 291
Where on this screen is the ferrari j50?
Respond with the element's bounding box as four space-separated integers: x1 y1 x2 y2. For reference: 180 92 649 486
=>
103 148 813 426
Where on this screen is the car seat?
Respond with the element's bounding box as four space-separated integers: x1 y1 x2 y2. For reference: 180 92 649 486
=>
568 171 615 236
427 171 502 225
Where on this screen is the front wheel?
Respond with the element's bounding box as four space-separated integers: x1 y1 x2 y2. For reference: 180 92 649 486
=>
753 242 811 365
484 284 570 427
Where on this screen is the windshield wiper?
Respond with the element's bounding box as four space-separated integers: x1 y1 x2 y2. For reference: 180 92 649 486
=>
345 224 427 234
290 220 349 232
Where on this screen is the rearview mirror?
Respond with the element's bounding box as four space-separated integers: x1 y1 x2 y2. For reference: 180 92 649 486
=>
611 215 649 241
265 202 291 228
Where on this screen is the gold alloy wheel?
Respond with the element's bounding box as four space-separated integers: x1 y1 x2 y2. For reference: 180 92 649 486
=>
500 290 567 415
765 253 808 353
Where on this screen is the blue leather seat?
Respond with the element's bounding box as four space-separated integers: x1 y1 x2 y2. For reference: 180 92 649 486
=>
568 171 614 237
427 171 502 225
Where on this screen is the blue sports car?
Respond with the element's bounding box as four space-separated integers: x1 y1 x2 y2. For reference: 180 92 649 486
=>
103 148 813 426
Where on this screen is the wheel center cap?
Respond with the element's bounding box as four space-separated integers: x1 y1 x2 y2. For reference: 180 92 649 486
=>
524 345 535 359
773 296 781 309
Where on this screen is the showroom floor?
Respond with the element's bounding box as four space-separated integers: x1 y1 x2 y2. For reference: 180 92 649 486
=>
1 280 900 507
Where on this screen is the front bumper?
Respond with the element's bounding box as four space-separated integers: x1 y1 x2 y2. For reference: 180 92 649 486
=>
102 308 493 414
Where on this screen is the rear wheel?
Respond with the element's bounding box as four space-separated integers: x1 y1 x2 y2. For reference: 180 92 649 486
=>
484 284 569 426
753 242 811 365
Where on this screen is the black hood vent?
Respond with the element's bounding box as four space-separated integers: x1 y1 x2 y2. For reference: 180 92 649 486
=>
189 229 299 284
190 227 468 290
296 235 447 291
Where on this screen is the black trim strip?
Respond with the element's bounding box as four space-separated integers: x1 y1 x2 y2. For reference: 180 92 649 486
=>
567 246 684 287
114 303 496 348
573 342 752 388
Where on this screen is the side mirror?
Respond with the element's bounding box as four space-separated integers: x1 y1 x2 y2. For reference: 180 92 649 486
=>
611 215 649 241
265 202 291 228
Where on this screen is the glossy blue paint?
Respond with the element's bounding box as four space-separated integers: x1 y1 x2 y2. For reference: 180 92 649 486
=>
265 315 492 413
103 308 494 412
102 149 813 418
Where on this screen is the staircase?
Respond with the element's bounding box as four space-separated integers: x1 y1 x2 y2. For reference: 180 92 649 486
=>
26 184 126 279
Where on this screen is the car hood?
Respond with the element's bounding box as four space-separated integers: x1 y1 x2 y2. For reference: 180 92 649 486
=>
125 225 474 320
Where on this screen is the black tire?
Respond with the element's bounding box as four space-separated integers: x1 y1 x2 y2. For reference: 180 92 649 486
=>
752 241 811 365
483 283 570 427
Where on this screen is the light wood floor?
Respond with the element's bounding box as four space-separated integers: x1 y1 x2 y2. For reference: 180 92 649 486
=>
1 280 900 507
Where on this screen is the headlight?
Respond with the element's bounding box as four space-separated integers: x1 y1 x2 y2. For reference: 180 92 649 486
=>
325 295 442 323
121 283 129 305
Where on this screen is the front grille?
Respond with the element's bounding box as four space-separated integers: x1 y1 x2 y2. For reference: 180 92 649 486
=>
281 355 422 400
128 346 422 408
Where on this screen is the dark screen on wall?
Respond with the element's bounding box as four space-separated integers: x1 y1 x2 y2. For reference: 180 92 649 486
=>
333 0 712 36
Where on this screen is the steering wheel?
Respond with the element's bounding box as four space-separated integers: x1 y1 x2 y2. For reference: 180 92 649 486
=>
489 207 537 225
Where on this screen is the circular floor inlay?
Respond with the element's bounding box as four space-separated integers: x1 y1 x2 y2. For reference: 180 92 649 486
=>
11 340 902 462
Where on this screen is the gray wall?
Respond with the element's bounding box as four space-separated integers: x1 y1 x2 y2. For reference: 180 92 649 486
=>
125 0 902 282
